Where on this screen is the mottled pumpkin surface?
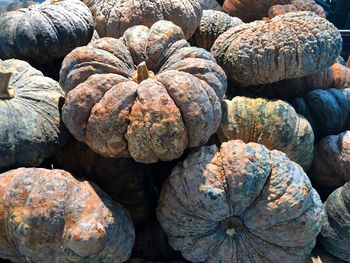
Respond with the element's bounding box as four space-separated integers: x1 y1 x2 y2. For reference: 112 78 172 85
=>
51 138 157 225
218 97 314 170
157 140 324 263
0 168 135 263
268 0 325 18
320 182 350 262
60 20 227 163
211 11 342 87
237 63 350 100
0 59 69 171
92 0 204 39
222 0 290 22
291 88 350 141
0 0 94 65
190 10 243 51
309 131 350 188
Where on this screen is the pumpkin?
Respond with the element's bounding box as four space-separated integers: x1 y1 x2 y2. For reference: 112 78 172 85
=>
268 0 325 19
230 62 350 100
211 11 342 87
92 0 204 39
157 140 324 263
320 182 350 262
308 131 350 188
218 96 314 170
51 138 157 225
189 10 243 51
203 0 223 10
3 0 38 12
291 88 350 141
0 59 69 171
60 20 227 163
0 0 94 65
0 168 135 263
132 220 182 261
347 56 350 68
222 0 290 22
305 247 345 263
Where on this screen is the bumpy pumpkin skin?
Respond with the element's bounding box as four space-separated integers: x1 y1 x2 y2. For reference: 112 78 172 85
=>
239 62 350 100
51 138 157 225
60 21 227 163
0 59 69 171
0 0 94 65
93 0 204 39
320 182 350 262
189 10 243 51
309 131 350 188
268 0 325 18
211 11 342 87
218 97 314 170
222 0 290 22
0 168 135 263
291 88 350 141
157 140 325 263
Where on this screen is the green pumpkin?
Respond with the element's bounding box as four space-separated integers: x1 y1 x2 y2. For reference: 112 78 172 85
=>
0 59 69 171
218 96 314 170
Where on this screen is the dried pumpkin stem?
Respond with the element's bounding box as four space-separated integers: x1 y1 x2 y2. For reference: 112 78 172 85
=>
132 62 155 83
220 216 245 237
0 71 15 99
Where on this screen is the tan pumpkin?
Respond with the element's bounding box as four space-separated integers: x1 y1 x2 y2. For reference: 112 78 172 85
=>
218 96 314 170
157 140 324 262
92 0 205 39
0 168 135 263
268 0 325 19
60 20 227 163
211 12 342 87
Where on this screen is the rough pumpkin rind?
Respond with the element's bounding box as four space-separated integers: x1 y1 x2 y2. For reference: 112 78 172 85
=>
218 97 314 170
211 11 342 87
189 10 243 51
0 168 135 263
235 62 350 100
291 88 350 141
268 0 325 18
60 21 227 163
320 182 350 262
0 0 94 65
309 131 350 188
0 59 69 171
157 140 325 263
92 0 205 39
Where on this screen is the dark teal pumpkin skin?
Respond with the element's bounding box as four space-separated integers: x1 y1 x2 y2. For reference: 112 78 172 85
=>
0 0 94 65
291 88 350 141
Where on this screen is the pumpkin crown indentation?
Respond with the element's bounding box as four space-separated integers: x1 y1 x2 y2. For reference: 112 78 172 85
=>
220 216 245 236
0 71 15 100
132 62 155 84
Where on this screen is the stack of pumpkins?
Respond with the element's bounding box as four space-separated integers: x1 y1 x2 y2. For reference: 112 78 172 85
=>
0 0 349 262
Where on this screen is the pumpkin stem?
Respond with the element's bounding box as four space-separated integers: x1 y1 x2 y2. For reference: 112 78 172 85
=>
220 216 244 237
132 62 155 83
0 71 15 100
